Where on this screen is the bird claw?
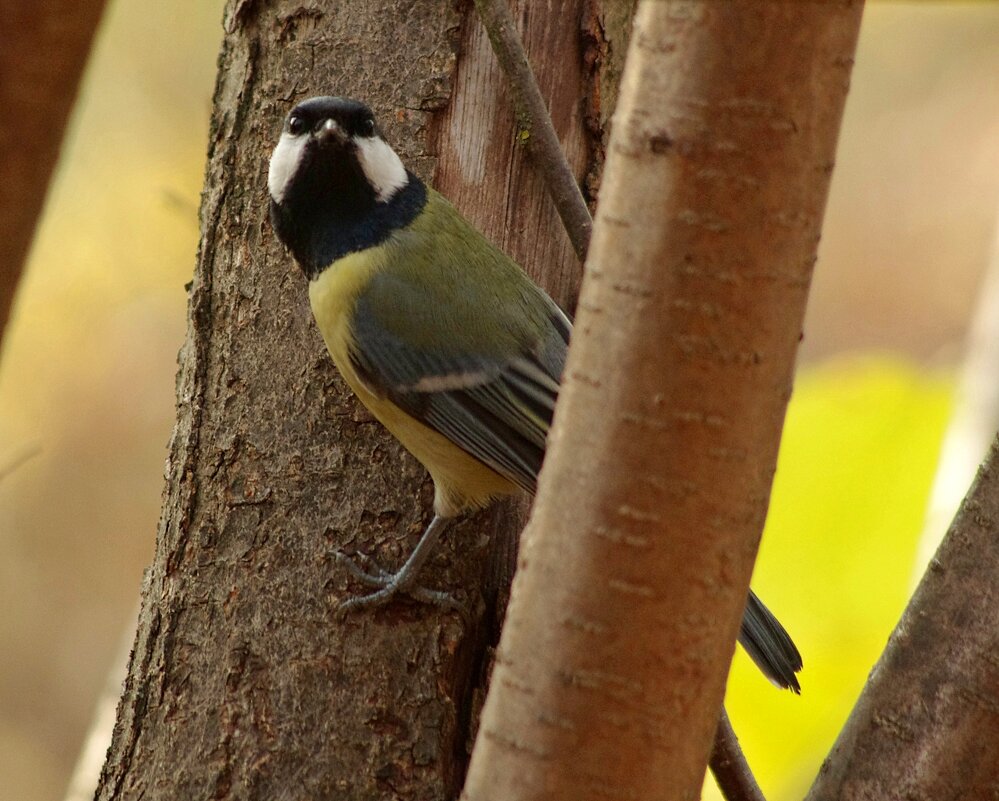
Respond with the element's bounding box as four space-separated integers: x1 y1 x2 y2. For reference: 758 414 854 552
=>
333 549 469 623
334 551 391 586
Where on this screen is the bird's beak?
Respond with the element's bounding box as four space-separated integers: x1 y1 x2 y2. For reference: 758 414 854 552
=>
315 118 346 144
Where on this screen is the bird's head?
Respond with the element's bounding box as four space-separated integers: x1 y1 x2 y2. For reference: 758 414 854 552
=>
268 96 409 210
267 96 424 275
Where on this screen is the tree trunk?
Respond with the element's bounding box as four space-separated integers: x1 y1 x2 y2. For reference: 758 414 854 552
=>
0 0 106 346
461 2 863 800
806 436 999 800
95 1 629 799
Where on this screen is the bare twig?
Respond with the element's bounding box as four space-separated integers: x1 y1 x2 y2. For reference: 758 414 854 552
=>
710 709 767 801
473 0 593 262
0 443 41 483
472 3 771 800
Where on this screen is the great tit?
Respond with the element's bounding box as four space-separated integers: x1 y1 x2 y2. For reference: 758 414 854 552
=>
268 96 802 692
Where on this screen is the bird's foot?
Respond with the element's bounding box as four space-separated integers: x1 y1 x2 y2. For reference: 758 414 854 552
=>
333 550 467 621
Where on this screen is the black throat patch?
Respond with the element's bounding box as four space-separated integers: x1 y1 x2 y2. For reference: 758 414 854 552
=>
270 142 427 280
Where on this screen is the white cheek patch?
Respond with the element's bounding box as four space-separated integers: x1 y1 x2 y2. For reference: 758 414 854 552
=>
354 136 408 202
268 132 308 204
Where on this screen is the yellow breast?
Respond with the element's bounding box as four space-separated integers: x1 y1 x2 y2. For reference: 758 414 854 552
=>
307 248 519 517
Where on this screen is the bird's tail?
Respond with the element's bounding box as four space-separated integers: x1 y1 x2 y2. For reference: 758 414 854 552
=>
738 589 803 693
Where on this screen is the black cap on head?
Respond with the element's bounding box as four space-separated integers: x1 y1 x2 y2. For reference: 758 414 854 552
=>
268 95 426 277
285 96 378 139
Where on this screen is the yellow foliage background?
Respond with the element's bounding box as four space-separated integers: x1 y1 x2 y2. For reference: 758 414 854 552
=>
1 3 997 800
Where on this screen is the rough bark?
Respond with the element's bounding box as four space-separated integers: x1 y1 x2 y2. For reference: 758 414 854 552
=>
0 0 106 346
806 437 999 800
461 2 863 800
95 1 629 799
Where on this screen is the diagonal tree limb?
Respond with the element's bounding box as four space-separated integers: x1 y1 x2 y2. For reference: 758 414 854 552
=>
472 2 843 800
805 436 999 800
711 710 766 801
0 0 107 350
473 0 593 262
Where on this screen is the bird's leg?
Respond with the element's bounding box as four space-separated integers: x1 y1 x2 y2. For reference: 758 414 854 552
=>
335 515 463 617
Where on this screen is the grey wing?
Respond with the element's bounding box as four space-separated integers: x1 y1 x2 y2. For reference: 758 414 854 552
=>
348 280 571 494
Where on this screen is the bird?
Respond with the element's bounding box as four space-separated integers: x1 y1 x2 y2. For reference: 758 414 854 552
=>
267 95 803 692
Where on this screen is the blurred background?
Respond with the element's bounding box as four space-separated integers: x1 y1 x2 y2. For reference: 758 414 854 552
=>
1 3 997 800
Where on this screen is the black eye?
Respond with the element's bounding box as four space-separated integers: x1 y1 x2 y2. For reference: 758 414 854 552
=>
287 116 306 136
360 116 375 137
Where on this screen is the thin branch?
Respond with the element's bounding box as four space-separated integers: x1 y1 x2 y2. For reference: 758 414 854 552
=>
710 709 767 801
472 3 772 800
0 443 41 483
473 0 593 262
